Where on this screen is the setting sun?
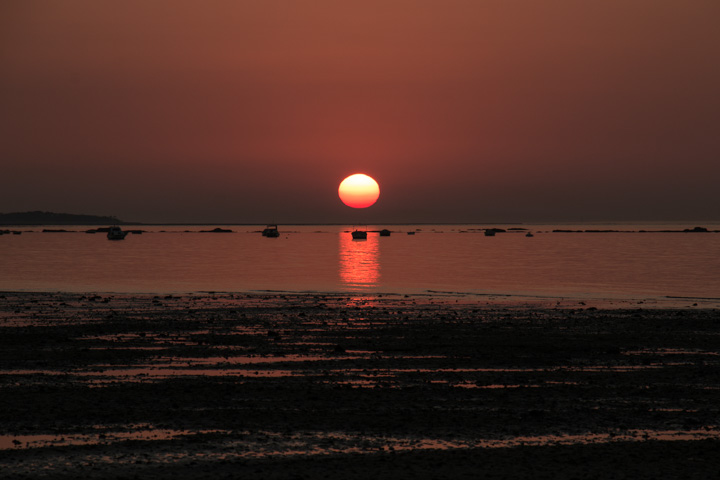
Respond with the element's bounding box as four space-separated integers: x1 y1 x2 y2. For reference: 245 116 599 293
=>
338 174 380 208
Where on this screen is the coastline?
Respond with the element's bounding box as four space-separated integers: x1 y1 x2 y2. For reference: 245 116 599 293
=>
1 292 719 478
3 288 719 310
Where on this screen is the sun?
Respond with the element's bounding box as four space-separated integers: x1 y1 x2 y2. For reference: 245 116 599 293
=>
338 174 380 208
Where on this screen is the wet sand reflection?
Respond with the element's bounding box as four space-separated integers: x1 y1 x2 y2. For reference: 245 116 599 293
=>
4 426 720 454
3 292 720 477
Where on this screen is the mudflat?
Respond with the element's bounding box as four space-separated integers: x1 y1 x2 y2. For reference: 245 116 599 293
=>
1 292 719 479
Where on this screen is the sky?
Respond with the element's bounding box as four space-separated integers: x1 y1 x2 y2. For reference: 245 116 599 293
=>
2 0 719 224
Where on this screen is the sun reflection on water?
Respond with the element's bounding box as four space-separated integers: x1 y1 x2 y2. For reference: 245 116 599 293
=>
338 231 380 291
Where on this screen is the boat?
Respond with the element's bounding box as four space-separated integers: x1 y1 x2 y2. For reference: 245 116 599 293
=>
526 232 534 237
106 226 128 240
379 229 391 237
261 225 280 237
484 229 496 237
351 229 367 240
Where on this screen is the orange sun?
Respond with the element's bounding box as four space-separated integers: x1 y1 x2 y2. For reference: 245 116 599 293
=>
338 174 380 208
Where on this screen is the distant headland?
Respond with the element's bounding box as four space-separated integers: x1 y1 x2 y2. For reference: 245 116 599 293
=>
0 211 132 226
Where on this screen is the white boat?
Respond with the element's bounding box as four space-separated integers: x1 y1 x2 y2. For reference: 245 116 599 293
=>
107 226 128 240
262 225 280 237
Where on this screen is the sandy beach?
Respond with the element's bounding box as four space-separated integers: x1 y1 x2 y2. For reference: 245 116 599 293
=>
1 292 719 478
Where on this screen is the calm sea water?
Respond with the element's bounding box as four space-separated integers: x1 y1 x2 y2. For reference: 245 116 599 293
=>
1 224 719 301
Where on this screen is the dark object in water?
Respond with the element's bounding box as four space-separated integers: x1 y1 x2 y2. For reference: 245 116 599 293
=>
107 226 128 240
200 227 233 233
484 228 506 236
379 229 391 237
352 230 367 240
262 225 280 237
407 231 416 235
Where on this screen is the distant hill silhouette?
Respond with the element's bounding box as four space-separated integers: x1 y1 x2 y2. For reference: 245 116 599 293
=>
0 211 131 226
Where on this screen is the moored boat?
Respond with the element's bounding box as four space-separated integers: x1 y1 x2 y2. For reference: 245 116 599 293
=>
262 225 280 237
107 226 128 240
351 229 367 240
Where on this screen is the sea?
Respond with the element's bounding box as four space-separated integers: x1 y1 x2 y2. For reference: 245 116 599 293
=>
1 223 719 304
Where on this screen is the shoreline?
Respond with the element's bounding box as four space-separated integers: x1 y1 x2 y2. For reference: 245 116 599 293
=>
2 289 720 310
1 292 719 478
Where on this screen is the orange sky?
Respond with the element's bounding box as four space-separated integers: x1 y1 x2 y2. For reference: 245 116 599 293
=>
1 0 719 223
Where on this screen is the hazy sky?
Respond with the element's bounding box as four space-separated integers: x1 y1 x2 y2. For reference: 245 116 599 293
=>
2 0 719 224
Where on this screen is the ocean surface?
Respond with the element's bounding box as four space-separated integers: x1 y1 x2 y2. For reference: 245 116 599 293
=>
1 224 719 302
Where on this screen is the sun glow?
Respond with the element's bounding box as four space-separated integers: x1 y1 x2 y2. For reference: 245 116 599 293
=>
338 174 380 208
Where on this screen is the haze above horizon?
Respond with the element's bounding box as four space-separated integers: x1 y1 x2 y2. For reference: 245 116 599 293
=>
2 1 718 224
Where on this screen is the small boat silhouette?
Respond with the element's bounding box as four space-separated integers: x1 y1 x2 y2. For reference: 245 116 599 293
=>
351 227 367 240
106 226 128 240
262 225 280 237
379 229 391 237
526 232 534 237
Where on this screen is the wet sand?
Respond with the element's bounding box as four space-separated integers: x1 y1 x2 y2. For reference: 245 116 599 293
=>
1 292 719 478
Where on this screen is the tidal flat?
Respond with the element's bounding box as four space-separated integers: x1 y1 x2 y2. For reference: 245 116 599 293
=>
1 292 719 479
